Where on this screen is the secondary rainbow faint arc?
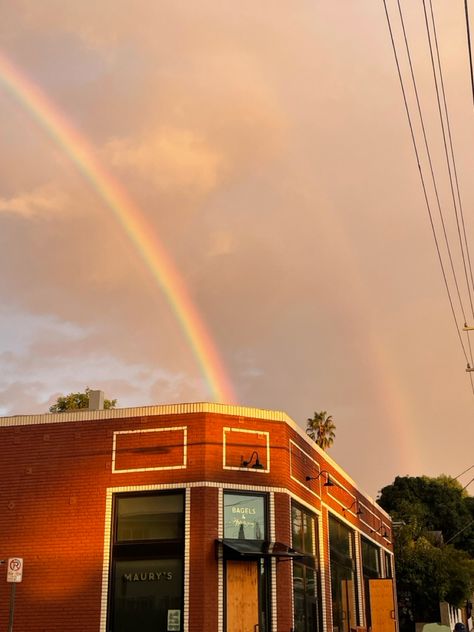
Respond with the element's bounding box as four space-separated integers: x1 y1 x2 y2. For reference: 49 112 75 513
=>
0 51 235 404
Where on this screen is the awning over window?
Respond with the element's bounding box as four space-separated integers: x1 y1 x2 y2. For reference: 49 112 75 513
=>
216 539 305 560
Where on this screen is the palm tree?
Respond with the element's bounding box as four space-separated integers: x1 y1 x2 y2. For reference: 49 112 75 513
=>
306 411 336 451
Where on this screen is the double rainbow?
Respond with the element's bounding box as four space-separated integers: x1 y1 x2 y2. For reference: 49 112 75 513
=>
0 51 235 404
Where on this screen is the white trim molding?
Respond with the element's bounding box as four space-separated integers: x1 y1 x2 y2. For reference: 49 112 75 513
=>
99 483 191 632
222 427 270 473
112 426 187 473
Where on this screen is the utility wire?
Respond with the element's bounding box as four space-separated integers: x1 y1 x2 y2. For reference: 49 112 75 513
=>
465 0 474 106
454 463 474 479
396 0 470 329
462 475 474 490
430 0 474 310
431 0 474 307
424 0 474 322
424 0 474 385
444 517 474 545
383 0 471 366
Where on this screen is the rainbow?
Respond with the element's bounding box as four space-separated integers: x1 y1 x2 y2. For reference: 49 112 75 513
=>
314 194 419 473
0 50 235 404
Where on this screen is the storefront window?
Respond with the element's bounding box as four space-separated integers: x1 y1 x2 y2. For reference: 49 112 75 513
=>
113 558 183 632
362 538 381 629
362 538 380 578
384 551 392 579
116 494 184 542
224 493 266 540
329 516 358 632
291 504 322 632
109 492 184 632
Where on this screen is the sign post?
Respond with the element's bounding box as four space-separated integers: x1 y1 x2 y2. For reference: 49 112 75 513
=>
6 557 23 632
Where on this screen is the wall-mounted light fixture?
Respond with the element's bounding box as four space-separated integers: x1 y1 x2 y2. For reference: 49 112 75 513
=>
343 499 363 517
241 451 264 469
371 519 389 538
305 470 334 487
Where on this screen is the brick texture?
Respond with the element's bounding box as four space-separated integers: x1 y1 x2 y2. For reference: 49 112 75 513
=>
0 407 393 631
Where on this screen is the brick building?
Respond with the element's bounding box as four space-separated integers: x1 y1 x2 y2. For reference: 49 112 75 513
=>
0 401 396 632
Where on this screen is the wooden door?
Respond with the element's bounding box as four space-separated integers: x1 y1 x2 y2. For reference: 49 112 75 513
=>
368 578 396 632
226 560 259 632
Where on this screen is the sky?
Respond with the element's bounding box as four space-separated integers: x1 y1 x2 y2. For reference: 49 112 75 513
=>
1 0 474 497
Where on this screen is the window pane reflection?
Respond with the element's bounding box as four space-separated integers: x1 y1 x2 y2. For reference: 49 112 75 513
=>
292 504 321 632
113 558 182 632
116 494 184 542
329 517 358 632
224 494 265 540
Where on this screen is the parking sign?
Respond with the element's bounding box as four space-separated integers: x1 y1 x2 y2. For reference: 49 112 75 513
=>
7 558 23 583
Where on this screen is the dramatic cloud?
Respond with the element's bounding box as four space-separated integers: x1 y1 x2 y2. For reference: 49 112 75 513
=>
105 127 224 195
0 184 69 218
1 1 473 495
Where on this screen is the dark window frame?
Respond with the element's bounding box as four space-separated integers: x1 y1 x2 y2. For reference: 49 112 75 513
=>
361 537 381 630
223 490 267 541
291 502 323 632
328 516 359 632
223 490 270 632
107 490 185 632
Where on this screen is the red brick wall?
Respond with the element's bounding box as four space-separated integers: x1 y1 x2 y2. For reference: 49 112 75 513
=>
189 487 219 632
0 419 109 631
274 492 293 631
321 505 333 632
0 407 393 631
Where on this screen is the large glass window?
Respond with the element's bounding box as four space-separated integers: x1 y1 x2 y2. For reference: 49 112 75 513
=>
291 504 322 632
362 538 380 578
116 494 184 542
109 492 184 632
383 551 392 579
113 558 183 632
361 538 381 629
329 517 359 632
224 493 266 540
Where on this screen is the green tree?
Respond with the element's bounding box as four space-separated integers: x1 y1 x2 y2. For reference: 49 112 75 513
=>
378 475 474 555
378 475 474 629
49 387 117 413
390 524 474 622
306 411 336 450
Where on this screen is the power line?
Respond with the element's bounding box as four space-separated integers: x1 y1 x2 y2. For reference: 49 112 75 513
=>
462 475 474 490
396 0 471 333
382 0 472 367
465 0 474 106
430 0 474 312
423 0 474 322
423 0 474 378
454 463 474 479
444 517 474 545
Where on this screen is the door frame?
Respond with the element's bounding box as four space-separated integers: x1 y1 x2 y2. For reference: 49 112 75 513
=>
224 557 269 632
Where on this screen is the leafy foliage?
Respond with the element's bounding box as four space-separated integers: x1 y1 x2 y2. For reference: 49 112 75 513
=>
378 475 474 625
379 475 474 555
306 410 336 450
49 387 117 413
394 526 474 619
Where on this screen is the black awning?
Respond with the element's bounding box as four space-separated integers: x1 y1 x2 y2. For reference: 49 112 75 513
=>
216 539 305 560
